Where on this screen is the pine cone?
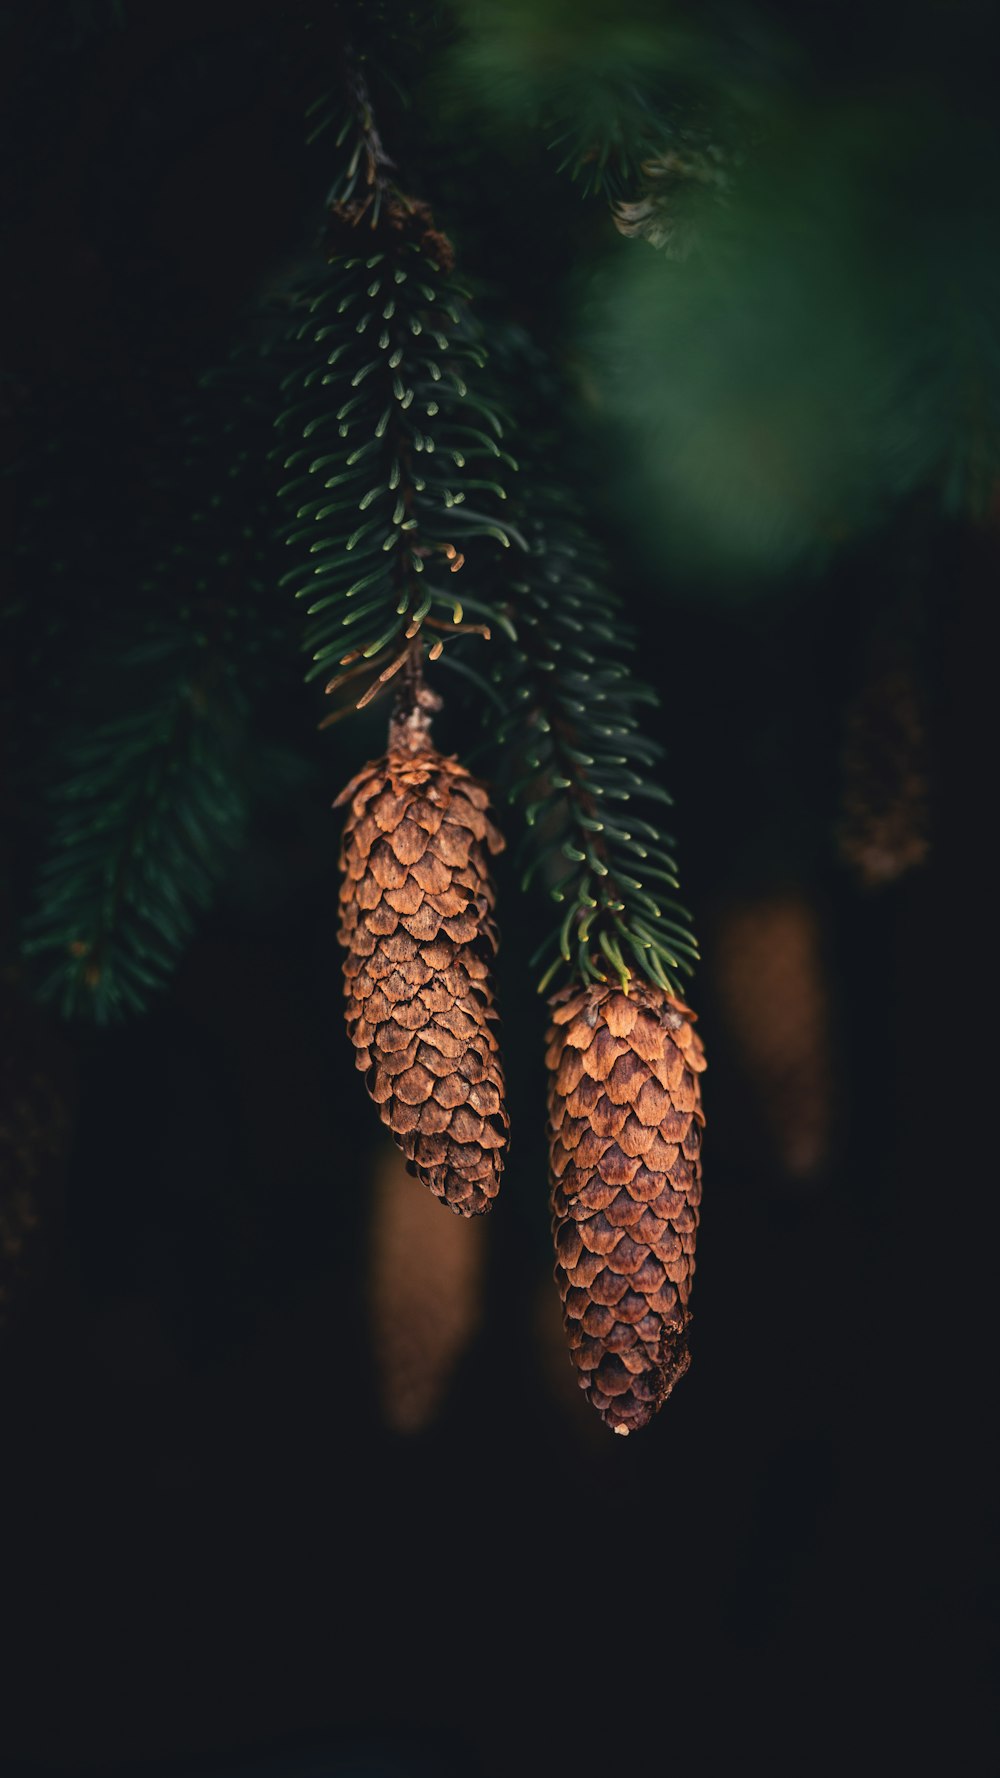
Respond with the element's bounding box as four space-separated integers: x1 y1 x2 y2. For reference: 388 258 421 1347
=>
547 981 706 1435
612 143 730 258
370 1142 486 1433
336 744 508 1215
839 655 929 888
713 892 832 1180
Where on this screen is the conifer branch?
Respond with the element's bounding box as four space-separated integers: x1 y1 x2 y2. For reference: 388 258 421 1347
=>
20 365 282 1023
277 69 516 723
492 481 698 996
539 65 733 255
24 633 249 1023
474 325 697 996
449 0 744 233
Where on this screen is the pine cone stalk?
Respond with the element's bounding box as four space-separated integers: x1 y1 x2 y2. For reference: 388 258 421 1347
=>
336 711 509 1215
547 980 706 1434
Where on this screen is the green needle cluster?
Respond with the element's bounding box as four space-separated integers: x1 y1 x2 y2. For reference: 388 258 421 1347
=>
276 233 516 712
493 484 698 996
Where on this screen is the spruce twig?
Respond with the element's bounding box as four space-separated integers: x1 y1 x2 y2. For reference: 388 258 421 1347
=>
491 479 698 996
277 64 516 722
24 634 249 1022
20 365 282 1023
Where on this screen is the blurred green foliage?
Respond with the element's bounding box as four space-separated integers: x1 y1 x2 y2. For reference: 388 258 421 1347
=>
446 0 776 198
592 99 1000 574
449 0 1000 578
476 328 698 993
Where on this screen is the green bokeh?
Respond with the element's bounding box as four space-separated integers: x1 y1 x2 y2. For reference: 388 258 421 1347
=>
587 98 1000 576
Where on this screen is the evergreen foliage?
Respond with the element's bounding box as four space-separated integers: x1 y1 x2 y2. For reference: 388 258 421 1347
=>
276 76 516 721
493 475 698 996
24 629 249 1022
29 0 995 1020
19 366 282 1022
278 66 696 997
451 2 1000 575
462 322 697 996
446 0 761 203
593 101 1000 574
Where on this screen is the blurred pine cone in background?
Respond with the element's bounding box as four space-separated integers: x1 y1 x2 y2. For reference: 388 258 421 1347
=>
838 651 929 888
369 1142 487 1433
712 891 834 1182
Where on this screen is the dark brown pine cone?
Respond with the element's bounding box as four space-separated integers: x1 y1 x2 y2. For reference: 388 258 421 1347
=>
839 655 929 888
336 744 508 1215
547 980 706 1435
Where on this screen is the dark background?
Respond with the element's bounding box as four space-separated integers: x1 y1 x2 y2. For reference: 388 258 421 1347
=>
1 4 995 1773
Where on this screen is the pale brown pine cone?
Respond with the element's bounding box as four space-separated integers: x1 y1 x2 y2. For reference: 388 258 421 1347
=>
336 744 508 1215
713 892 832 1180
369 1142 486 1433
547 980 706 1435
